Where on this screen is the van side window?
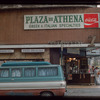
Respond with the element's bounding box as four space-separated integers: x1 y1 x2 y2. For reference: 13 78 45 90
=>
24 68 36 77
0 69 9 78
38 67 58 77
11 68 22 77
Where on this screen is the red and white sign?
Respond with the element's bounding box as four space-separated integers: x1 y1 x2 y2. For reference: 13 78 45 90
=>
84 14 99 28
68 74 72 80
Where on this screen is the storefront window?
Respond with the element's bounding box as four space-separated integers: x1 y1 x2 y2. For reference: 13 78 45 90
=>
88 57 100 73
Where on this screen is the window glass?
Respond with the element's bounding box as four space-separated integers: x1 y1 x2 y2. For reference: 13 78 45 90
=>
0 69 9 78
24 68 35 77
12 68 22 77
38 67 58 77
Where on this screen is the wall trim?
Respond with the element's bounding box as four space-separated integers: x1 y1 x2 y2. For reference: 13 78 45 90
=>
0 43 100 48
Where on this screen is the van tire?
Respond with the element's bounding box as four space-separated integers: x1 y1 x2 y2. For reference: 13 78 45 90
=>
40 92 54 96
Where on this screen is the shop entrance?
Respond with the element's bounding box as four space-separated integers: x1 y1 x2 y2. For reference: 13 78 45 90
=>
64 56 91 85
66 57 80 75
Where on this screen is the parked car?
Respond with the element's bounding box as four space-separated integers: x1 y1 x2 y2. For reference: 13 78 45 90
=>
0 61 66 96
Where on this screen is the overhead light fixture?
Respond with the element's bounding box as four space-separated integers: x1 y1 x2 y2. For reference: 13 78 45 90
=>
97 5 100 8
73 58 76 60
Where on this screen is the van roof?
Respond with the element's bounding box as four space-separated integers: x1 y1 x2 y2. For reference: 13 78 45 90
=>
1 61 51 67
0 65 60 69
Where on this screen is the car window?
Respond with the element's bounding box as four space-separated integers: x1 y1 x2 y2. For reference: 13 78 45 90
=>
0 69 9 78
38 67 58 77
24 68 36 77
11 68 22 77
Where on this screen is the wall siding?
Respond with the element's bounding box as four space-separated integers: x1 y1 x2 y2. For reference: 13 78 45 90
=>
0 8 100 44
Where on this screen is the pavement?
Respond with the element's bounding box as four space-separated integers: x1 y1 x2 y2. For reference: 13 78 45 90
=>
64 85 100 97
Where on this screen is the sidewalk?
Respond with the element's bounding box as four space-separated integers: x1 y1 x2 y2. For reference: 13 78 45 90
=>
65 85 100 97
67 84 100 88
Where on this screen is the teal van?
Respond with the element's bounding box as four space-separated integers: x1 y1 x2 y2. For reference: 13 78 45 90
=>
0 61 66 96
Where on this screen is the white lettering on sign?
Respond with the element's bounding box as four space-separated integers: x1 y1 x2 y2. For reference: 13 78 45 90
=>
85 18 97 23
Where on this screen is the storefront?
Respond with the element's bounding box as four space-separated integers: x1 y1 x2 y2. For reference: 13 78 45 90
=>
0 4 100 84
65 55 89 85
0 48 50 65
50 47 90 85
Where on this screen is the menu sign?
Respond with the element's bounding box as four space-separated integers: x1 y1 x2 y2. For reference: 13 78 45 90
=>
24 13 100 30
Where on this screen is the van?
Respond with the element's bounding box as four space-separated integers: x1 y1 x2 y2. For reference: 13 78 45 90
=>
0 61 66 96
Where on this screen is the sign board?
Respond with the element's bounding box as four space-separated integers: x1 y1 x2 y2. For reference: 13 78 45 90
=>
68 74 72 80
24 13 100 30
67 48 80 54
84 14 99 28
21 49 45 53
86 48 100 56
0 50 14 53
